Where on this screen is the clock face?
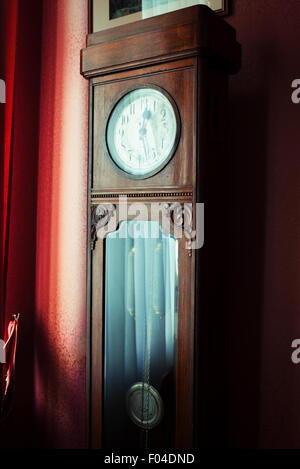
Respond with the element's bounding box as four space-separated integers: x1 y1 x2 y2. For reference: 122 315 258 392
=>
106 87 180 178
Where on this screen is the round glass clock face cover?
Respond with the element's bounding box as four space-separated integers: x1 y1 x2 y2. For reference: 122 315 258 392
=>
106 87 180 178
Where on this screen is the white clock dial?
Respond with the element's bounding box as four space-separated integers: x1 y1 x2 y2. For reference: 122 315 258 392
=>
106 87 180 178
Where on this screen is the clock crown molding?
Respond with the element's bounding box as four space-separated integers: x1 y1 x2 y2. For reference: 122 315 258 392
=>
81 5 241 79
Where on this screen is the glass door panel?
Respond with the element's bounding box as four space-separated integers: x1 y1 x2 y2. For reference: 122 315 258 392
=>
103 220 178 448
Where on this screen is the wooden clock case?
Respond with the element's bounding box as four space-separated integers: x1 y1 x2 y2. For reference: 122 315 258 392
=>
81 5 241 449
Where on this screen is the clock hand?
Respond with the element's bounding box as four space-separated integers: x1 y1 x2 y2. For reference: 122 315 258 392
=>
142 108 151 121
139 109 151 137
139 109 152 161
141 136 149 161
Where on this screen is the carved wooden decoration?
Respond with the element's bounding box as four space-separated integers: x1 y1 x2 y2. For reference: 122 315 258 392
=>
90 204 116 250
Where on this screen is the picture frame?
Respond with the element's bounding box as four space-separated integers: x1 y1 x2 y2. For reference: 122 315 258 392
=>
89 1 229 34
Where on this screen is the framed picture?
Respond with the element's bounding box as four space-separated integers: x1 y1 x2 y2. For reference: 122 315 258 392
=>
89 0 229 34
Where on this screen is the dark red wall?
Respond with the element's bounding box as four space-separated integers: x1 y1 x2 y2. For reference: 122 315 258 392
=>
226 0 300 448
34 0 88 449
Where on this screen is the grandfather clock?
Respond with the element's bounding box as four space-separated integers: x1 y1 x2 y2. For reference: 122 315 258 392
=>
81 5 240 449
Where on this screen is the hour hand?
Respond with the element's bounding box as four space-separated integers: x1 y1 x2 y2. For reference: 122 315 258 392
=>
142 109 151 121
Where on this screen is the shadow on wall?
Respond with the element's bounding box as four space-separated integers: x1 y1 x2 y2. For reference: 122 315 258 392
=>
34 316 86 449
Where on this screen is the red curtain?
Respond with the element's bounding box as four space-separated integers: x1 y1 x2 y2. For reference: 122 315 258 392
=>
0 0 19 419
1 0 18 336
0 0 42 437
0 0 87 444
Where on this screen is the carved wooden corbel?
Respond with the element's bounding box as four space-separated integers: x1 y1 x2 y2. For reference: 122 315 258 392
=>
90 204 116 250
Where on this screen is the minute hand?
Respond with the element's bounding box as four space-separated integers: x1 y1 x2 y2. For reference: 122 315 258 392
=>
141 135 149 160
139 109 151 160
